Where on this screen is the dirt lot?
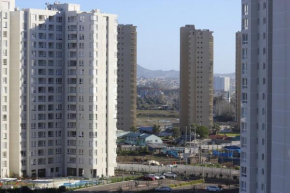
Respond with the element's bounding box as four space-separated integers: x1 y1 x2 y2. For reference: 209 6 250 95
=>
136 110 179 127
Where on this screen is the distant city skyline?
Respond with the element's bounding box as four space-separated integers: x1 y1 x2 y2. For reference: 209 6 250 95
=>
16 0 240 73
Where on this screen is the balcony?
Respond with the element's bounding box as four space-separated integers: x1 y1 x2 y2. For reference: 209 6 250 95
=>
68 16 77 23
38 51 47 58
68 61 77 67
68 25 77 32
69 52 77 58
49 25 54 31
68 34 77 40
38 34 47 40
68 43 77 49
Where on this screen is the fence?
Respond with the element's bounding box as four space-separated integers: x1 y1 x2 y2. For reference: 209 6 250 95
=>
117 164 239 180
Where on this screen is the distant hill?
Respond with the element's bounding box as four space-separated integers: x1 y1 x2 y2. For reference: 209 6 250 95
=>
137 65 179 79
137 65 235 79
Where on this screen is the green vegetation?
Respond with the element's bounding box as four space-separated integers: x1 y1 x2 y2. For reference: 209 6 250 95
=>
137 110 178 118
153 125 161 135
211 123 221 135
214 96 235 122
137 96 165 110
111 176 142 183
196 126 209 139
218 132 240 137
168 179 205 188
130 126 138 133
172 127 180 139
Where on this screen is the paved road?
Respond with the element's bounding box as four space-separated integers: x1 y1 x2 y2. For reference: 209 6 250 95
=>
71 179 239 193
71 179 174 192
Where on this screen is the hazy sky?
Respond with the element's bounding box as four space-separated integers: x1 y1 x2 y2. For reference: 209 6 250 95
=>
16 0 241 73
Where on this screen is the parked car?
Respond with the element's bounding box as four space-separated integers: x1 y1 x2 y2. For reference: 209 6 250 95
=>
148 174 160 180
155 186 172 192
206 185 222 192
143 175 155 181
166 164 177 168
155 173 166 179
163 172 177 178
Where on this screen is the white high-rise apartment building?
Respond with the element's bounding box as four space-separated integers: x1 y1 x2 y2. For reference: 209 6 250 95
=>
3 1 117 178
213 76 230 92
0 0 15 178
238 1 290 192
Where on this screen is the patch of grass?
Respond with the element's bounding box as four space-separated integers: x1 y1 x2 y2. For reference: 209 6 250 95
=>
137 110 179 117
218 133 240 137
168 179 205 188
110 176 141 183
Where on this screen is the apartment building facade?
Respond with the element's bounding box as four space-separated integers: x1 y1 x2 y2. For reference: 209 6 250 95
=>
4 1 117 178
240 0 272 192
0 0 15 178
235 32 241 129
213 76 230 92
117 24 137 131
179 25 213 133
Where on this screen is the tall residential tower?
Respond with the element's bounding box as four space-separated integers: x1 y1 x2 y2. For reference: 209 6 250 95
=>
235 32 242 129
117 24 137 131
240 1 272 192
4 1 117 178
0 0 15 178
179 25 213 133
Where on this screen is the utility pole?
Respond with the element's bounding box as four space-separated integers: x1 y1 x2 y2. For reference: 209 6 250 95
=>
189 125 192 148
185 126 187 146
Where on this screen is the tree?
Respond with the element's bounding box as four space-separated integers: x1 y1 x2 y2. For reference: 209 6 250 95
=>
153 125 161 135
196 126 209 139
211 123 221 135
172 127 180 139
130 126 138 133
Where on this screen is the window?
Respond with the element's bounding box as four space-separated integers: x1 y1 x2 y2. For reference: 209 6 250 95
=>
241 181 246 192
91 15 97 21
242 48 248 59
242 78 247 89
241 122 247 133
3 31 7 38
241 137 247 148
241 151 247 163
242 63 247 74
242 93 248 104
56 17 62 23
242 19 248 30
79 16 85 22
241 167 247 177
242 34 248 44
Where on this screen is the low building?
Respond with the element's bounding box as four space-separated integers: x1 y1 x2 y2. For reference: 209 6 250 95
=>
118 132 163 146
147 143 167 154
139 127 154 134
117 145 142 151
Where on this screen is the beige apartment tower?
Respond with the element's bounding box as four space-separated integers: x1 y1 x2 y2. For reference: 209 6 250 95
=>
235 32 241 129
1 0 118 178
117 24 137 131
179 25 213 133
